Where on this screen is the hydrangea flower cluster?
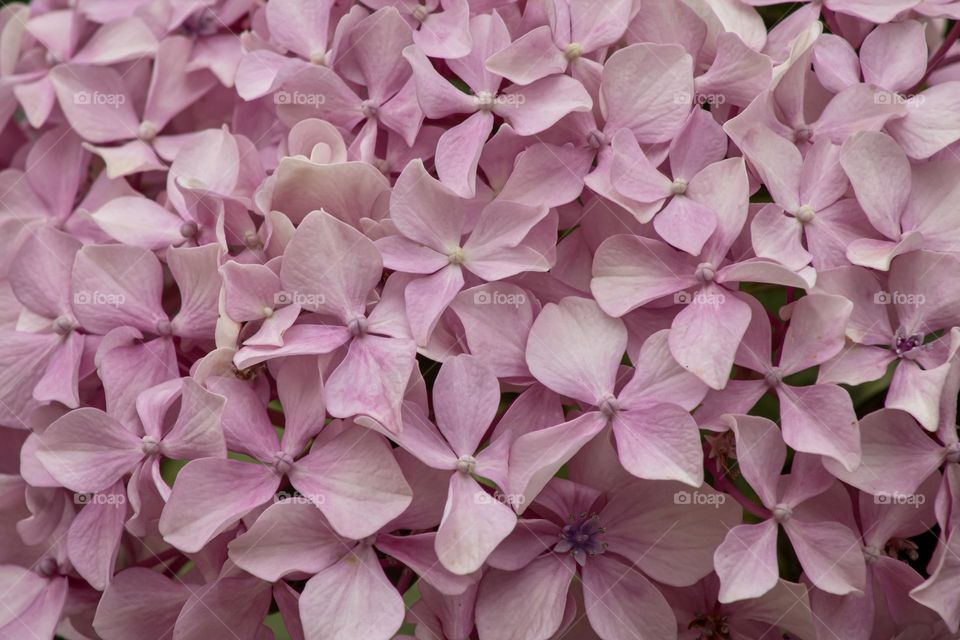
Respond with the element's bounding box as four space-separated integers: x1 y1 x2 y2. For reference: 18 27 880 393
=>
2 0 960 638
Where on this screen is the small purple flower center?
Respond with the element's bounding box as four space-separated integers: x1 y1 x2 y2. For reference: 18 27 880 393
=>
689 612 732 639
670 178 688 196
885 537 920 563
893 327 924 357
555 513 607 565
564 43 582 60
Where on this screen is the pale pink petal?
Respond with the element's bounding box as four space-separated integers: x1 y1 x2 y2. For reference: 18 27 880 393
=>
300 544 405 640
435 472 516 575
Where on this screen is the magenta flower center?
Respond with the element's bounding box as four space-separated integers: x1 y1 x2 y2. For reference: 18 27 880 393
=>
670 178 688 196
555 513 607 565
893 327 924 357
688 612 732 639
795 204 816 223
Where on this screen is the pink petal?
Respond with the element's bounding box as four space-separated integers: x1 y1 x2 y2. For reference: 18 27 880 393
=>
159 458 279 553
300 544 405 640
36 408 142 492
435 472 516 575
525 297 626 406
715 520 780 603
289 426 412 539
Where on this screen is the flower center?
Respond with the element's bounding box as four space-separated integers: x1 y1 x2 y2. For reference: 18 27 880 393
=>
689 612 732 640
309 50 326 65
141 435 161 456
772 503 792 523
244 230 262 250
586 129 607 149
946 443 960 464
670 178 688 196
893 327 924 357
348 316 368 337
456 455 477 474
475 91 496 112
795 204 816 223
272 451 293 476
794 128 812 143
598 395 620 418
448 247 466 265
36 557 60 578
155 318 173 336
694 262 716 283
138 120 159 142
555 513 607 565
764 367 783 388
52 315 75 336
885 537 919 563
180 221 199 238
360 100 379 118
564 42 582 60
411 3 430 21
